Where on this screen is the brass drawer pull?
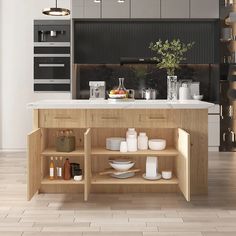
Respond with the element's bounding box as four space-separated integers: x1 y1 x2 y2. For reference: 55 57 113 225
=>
148 116 166 120
54 116 72 120
101 117 119 120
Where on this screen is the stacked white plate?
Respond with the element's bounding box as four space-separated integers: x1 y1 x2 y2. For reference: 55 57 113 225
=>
106 137 125 151
109 159 135 179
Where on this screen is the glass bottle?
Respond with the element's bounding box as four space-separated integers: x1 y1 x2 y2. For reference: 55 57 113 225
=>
49 157 55 180
63 158 71 180
54 157 58 179
57 157 63 179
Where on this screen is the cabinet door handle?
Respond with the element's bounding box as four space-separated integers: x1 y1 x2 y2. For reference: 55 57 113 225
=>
39 64 65 68
54 116 72 120
101 117 119 120
148 116 166 120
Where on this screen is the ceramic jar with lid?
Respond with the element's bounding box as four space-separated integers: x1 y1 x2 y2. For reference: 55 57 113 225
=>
138 132 148 150
126 128 137 138
127 134 138 152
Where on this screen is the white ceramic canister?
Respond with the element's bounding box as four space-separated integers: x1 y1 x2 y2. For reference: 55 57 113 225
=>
126 128 137 138
127 134 138 152
138 132 148 150
120 141 128 153
179 83 191 100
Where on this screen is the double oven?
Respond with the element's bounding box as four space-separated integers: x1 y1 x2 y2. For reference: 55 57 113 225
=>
34 20 71 92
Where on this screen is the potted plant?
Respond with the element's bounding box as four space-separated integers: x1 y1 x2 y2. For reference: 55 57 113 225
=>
149 39 195 100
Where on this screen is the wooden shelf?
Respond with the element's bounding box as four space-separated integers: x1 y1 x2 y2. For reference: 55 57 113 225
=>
41 148 84 157
91 147 179 157
41 177 84 185
91 173 179 185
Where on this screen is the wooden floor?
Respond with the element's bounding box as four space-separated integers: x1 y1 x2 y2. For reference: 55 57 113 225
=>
0 152 236 236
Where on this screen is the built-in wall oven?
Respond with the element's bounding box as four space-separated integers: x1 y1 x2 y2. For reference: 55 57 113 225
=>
34 20 70 92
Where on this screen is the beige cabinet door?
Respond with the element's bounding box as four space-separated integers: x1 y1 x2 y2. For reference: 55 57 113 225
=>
71 0 84 18
175 128 190 201
190 0 219 18
27 129 41 200
161 0 190 18
84 128 92 201
102 0 130 18
85 0 101 18
131 0 161 18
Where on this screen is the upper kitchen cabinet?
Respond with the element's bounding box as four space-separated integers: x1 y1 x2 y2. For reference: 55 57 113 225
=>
102 0 130 18
72 0 84 18
131 0 161 18
84 0 101 18
72 0 101 18
190 0 219 19
161 0 189 18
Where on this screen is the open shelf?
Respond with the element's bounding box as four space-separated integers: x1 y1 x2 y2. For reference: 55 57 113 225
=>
91 173 179 185
91 147 179 156
41 177 84 185
41 147 84 157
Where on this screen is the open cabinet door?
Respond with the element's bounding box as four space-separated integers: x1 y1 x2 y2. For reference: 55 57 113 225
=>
176 128 190 201
27 129 41 200
84 128 91 201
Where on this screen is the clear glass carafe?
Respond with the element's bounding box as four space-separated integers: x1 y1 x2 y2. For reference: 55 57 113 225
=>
117 78 127 92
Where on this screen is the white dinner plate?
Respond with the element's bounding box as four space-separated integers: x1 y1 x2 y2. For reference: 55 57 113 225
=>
111 172 135 179
142 173 162 180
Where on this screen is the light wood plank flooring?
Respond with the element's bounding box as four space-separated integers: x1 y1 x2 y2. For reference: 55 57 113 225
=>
0 151 236 236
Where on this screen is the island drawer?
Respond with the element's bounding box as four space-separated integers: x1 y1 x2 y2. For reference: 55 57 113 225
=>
39 109 86 128
87 110 134 127
133 110 178 128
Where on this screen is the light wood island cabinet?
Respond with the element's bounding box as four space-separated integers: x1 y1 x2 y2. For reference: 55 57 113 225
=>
28 104 210 202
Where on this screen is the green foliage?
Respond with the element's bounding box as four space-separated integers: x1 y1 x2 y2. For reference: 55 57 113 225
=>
149 39 195 76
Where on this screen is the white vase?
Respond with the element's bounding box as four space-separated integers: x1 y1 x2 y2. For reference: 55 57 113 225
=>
167 76 178 101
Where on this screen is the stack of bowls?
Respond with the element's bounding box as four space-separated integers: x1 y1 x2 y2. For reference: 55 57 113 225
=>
109 159 135 179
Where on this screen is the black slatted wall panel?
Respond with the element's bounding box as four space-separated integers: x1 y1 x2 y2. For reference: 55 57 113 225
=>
74 20 219 64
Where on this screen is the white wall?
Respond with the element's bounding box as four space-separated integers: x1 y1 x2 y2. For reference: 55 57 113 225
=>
0 0 3 149
0 0 71 150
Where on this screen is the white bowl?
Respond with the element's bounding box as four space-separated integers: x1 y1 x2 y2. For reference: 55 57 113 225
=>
109 162 135 171
193 94 203 100
148 139 166 151
74 175 83 181
162 171 172 180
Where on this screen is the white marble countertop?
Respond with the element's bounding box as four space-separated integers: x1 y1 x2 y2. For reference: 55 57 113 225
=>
27 99 214 109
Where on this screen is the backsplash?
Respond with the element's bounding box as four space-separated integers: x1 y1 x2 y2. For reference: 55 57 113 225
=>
75 64 219 102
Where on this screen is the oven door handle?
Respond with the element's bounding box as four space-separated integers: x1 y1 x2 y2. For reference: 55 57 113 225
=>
38 64 65 68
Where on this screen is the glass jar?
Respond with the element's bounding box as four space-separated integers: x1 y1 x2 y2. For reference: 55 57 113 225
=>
138 132 148 150
167 76 178 101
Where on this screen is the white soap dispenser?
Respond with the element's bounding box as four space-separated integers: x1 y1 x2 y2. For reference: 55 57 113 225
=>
179 83 191 100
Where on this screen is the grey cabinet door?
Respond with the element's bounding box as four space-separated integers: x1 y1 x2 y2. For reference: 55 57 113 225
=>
190 0 219 18
161 0 189 18
71 0 84 18
102 0 130 18
84 0 101 18
131 0 161 18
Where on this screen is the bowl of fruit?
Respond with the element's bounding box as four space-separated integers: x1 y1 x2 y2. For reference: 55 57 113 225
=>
109 89 128 99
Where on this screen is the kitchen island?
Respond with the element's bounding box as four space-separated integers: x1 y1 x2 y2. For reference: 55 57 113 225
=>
27 100 213 202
